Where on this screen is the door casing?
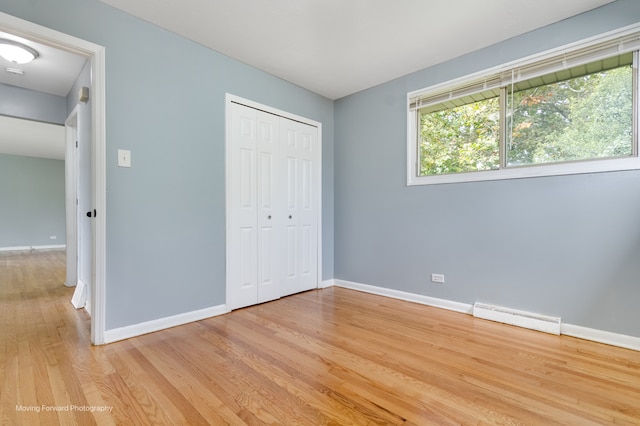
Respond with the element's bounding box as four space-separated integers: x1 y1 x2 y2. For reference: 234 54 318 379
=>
65 107 79 290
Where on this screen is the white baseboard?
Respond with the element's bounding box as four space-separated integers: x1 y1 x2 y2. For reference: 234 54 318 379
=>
0 244 66 252
103 304 229 344
320 279 335 288
334 279 639 351
561 323 640 351
334 279 473 314
99 279 639 351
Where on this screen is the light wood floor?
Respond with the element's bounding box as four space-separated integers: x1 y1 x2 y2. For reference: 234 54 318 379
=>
1 250 639 425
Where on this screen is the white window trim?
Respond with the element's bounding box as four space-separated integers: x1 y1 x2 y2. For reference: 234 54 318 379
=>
407 23 640 186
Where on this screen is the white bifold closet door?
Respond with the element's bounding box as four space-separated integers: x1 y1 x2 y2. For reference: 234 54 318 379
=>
228 102 319 310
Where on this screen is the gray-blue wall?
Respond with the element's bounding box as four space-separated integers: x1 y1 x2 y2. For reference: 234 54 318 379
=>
335 0 640 337
0 85 67 249
0 154 66 247
0 83 66 124
0 0 334 330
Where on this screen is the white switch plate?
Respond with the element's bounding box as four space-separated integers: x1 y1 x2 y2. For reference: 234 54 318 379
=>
118 149 131 167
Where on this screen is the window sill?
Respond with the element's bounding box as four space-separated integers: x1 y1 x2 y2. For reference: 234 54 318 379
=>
407 156 640 186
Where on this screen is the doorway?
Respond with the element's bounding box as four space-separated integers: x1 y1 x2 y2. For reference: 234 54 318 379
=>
0 11 107 344
66 107 93 312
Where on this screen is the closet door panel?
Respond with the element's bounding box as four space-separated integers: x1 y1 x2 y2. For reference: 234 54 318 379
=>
228 103 259 309
282 120 299 296
256 111 281 304
281 118 319 295
296 122 319 292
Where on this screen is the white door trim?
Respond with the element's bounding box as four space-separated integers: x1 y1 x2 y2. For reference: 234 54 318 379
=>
64 106 79 289
0 12 107 345
225 93 323 309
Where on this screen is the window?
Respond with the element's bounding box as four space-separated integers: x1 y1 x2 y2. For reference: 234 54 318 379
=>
419 96 500 176
407 26 640 185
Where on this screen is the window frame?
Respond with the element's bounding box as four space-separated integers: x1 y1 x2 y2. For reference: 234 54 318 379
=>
407 24 640 186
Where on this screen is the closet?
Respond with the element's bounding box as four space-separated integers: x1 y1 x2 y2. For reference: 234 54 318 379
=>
226 100 320 310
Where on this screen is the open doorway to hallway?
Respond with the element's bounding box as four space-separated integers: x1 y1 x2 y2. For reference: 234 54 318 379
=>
0 11 106 344
0 29 89 308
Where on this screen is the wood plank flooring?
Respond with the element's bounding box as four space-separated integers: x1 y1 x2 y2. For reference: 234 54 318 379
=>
1 250 639 425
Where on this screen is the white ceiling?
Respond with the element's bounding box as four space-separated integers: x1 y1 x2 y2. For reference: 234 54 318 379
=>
0 31 87 97
0 115 65 160
0 32 84 160
100 0 615 100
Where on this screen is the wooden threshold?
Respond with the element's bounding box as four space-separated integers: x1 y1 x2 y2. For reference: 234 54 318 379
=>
1 250 639 424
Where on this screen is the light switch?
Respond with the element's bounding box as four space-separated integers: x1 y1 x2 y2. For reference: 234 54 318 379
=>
118 149 131 167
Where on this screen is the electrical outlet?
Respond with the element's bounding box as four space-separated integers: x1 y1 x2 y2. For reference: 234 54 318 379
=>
50 236 57 240
431 273 445 283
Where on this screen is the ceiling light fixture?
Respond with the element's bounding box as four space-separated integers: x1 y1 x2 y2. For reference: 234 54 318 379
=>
0 39 39 64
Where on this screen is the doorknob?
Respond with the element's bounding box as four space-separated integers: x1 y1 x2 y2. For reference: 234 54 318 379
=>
289 215 292 219
86 209 96 218
267 215 272 219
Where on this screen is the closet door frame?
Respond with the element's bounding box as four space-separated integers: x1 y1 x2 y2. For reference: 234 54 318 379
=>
225 93 323 310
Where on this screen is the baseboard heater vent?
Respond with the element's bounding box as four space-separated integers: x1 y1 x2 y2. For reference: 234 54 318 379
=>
473 303 561 335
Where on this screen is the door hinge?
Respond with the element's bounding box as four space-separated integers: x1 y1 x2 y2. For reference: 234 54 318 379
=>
76 140 78 148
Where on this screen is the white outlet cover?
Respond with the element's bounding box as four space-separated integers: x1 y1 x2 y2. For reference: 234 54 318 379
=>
431 273 445 283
